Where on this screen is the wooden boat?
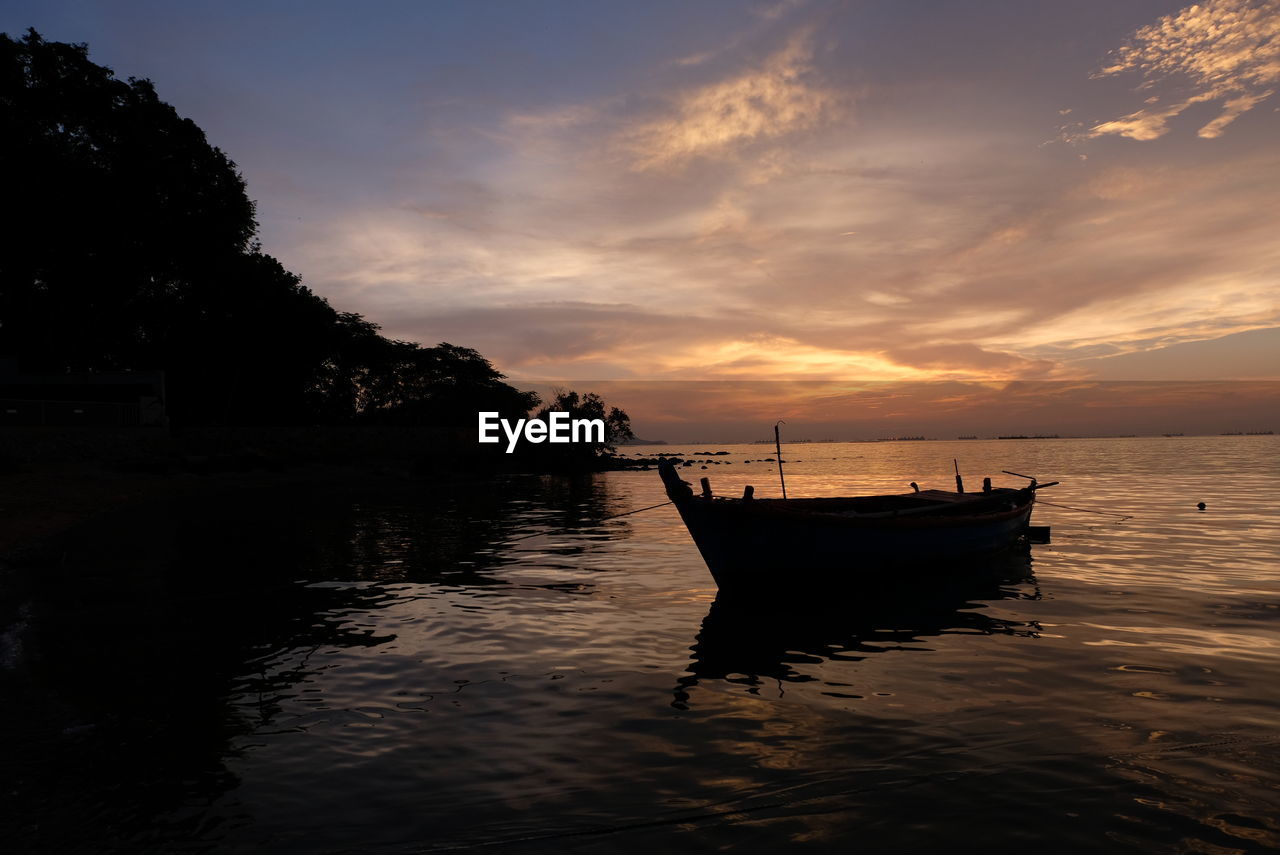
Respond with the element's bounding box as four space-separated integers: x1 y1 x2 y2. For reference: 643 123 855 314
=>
658 459 1052 593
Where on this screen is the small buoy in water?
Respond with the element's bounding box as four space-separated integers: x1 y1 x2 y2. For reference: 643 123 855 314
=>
1197 501 1206 510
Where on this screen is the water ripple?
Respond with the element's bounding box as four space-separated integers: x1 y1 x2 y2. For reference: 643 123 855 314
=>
4 437 1278 853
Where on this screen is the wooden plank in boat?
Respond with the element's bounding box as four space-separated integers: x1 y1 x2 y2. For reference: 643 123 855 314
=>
914 490 969 502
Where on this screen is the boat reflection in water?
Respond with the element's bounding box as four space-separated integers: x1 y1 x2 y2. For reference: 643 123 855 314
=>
673 546 1043 710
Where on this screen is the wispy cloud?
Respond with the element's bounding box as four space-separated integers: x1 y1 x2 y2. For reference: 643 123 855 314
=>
10 0 1279 436
296 136 1280 383
1085 0 1280 140
204 3 1278 388
623 33 843 170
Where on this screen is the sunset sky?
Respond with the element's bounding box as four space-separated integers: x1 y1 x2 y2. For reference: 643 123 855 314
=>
4 0 1278 436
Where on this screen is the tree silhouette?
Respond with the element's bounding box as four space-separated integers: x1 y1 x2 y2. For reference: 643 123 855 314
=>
310 330 539 426
526 389 634 465
0 29 539 430
0 29 256 376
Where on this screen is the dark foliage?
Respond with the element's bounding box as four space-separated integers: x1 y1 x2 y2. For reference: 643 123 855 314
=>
522 389 634 466
310 325 539 426
0 29 537 427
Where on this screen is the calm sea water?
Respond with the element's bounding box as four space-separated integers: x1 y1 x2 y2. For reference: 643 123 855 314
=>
3 437 1279 853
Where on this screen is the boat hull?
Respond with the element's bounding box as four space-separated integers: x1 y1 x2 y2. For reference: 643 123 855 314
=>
659 461 1036 594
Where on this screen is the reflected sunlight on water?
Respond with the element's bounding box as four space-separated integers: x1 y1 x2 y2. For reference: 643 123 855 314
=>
3 436 1278 853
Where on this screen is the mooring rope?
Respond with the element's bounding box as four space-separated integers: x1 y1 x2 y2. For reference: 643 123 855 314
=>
1035 498 1134 522
503 500 674 543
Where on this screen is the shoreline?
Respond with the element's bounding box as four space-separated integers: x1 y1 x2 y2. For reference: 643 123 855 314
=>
0 456 645 570
0 461 419 566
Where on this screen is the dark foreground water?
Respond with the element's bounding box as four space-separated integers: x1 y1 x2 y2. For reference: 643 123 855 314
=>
3 437 1279 853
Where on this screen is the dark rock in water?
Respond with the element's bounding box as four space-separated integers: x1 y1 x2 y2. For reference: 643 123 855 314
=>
1197 501 1206 510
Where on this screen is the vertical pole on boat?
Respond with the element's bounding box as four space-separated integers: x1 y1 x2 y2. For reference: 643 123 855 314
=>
775 420 788 500
954 458 964 493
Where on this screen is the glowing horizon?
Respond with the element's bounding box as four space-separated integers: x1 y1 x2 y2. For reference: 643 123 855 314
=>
510 379 1279 442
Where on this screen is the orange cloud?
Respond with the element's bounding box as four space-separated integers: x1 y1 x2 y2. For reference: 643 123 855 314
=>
1085 0 1280 140
624 34 842 170
271 8 1278 390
